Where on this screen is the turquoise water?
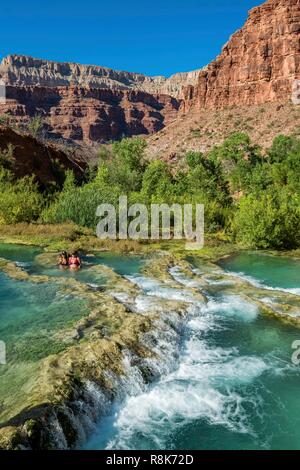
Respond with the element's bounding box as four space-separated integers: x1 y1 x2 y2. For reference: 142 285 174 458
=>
0 245 145 424
85 255 300 451
0 243 41 265
218 252 300 290
0 244 144 286
35 253 143 275
30 253 145 285
91 253 145 277
0 271 90 364
0 266 92 424
0 247 145 362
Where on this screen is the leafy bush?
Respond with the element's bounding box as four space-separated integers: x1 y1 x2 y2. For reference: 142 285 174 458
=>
209 132 262 192
232 188 300 249
0 170 44 224
0 144 15 170
42 170 121 228
3 131 300 251
268 135 299 164
100 138 147 193
141 161 174 203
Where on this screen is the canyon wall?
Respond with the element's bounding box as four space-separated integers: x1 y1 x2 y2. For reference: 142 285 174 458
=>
0 85 180 143
0 56 186 144
0 0 299 146
0 55 201 99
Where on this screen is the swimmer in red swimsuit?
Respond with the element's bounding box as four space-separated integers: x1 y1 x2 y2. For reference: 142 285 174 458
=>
68 251 82 270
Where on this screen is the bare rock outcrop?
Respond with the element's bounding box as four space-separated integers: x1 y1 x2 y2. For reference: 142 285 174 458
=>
0 56 189 143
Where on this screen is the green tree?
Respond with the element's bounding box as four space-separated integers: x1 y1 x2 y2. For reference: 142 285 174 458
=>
268 135 299 163
112 137 147 172
232 188 300 249
186 151 205 169
100 138 148 193
42 167 121 228
209 132 262 192
141 161 174 203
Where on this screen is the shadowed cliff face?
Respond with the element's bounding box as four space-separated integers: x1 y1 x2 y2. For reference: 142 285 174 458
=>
0 126 87 188
182 0 300 111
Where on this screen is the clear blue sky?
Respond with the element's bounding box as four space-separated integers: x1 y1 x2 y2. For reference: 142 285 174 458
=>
0 0 260 76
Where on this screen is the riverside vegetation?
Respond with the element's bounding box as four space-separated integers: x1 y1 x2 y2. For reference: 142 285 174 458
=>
1 132 300 250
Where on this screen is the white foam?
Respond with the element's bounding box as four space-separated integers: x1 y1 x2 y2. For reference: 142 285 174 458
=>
169 266 201 288
84 268 293 450
86 295 271 450
102 346 265 449
134 295 163 313
105 383 253 450
203 295 259 322
205 278 236 287
87 283 101 289
126 275 197 303
113 292 131 303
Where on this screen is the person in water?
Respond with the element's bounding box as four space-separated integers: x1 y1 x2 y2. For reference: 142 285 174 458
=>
58 251 69 268
68 251 82 270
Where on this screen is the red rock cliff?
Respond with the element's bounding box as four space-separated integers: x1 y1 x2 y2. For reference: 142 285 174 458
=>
0 86 180 144
182 0 300 111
